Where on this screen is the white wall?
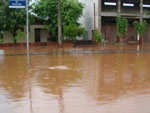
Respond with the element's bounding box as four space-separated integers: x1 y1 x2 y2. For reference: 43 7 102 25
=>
78 0 98 40
3 31 14 43
40 29 49 42
78 0 98 30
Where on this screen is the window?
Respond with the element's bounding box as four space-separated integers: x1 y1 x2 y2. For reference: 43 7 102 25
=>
104 2 117 6
123 3 134 7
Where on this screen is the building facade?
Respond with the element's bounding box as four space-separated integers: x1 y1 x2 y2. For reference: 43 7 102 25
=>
79 0 150 43
1 0 150 44
1 25 49 44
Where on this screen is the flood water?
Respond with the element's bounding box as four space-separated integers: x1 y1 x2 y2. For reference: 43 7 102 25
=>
0 48 150 113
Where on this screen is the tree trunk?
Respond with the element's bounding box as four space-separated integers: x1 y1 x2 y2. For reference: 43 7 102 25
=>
116 36 120 43
120 37 123 46
13 34 17 43
58 0 62 47
139 36 143 44
48 31 53 41
121 37 123 45
73 39 77 47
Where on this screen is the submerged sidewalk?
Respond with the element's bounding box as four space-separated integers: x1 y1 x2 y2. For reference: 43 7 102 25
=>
0 44 150 56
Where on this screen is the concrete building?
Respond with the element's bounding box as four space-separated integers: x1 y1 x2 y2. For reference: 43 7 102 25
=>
79 0 150 43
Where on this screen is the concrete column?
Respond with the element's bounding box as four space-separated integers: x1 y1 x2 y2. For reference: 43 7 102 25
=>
117 0 121 16
140 0 143 23
98 0 102 33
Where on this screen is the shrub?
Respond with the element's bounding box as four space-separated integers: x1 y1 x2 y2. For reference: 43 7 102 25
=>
133 21 147 36
15 29 26 41
116 16 128 38
64 23 85 40
93 30 101 43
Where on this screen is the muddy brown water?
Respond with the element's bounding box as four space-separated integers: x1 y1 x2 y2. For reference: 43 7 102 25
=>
0 50 150 113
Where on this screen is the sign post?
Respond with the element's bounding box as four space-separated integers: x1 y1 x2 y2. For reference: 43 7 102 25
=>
9 0 26 8
9 0 30 70
26 0 30 70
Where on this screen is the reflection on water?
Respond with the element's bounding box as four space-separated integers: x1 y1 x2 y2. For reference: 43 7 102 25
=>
81 53 150 102
0 50 4 64
0 53 150 113
0 50 5 54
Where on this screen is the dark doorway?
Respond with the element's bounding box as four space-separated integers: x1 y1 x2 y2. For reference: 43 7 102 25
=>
35 29 41 42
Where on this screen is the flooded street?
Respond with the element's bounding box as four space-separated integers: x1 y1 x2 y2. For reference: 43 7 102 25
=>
0 46 150 113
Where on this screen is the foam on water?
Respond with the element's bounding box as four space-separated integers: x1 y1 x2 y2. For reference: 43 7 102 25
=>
48 66 69 70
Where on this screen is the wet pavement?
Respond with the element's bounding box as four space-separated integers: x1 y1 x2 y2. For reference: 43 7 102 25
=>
1 44 150 56
0 45 150 113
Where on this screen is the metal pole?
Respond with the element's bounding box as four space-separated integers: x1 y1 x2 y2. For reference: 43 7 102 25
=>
94 3 96 30
58 0 62 47
26 0 30 70
98 0 101 33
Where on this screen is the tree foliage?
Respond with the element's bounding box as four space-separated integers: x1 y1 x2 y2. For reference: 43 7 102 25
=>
133 20 147 36
32 0 84 41
64 23 85 40
0 0 5 32
116 16 128 38
15 29 26 41
0 32 2 43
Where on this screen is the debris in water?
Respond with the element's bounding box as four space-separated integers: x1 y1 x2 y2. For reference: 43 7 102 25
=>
48 66 69 70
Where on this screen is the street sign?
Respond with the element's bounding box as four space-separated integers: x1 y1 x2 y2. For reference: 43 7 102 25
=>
9 0 26 8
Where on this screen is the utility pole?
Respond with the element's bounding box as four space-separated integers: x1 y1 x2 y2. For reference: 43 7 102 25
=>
98 0 102 34
94 3 96 30
58 0 62 47
26 0 30 70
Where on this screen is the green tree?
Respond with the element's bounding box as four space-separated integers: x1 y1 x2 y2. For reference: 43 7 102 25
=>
64 23 85 47
0 1 34 43
32 0 84 42
93 30 102 44
116 16 128 45
15 29 26 41
134 20 147 44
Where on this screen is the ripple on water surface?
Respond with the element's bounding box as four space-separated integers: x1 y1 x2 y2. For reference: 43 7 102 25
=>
0 53 150 113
